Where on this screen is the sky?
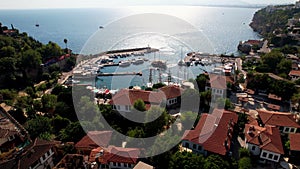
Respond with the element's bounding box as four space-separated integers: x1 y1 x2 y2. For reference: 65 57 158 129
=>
0 0 297 9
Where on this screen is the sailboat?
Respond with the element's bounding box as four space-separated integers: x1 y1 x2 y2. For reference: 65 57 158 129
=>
178 48 186 66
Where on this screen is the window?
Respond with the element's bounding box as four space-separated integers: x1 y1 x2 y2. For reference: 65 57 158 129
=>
124 163 128 167
262 152 267 157
118 163 121 167
117 105 120 110
268 154 273 159
8 135 15 141
128 164 132 168
30 160 40 169
113 162 116 166
185 142 189 148
284 127 289 132
42 154 47 161
274 155 279 161
193 144 197 149
125 105 129 110
198 145 202 151
279 126 284 131
290 128 295 133
251 146 256 151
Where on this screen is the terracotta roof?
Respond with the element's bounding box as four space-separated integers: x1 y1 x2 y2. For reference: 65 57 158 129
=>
133 161 154 169
245 40 262 45
245 124 284 154
109 89 164 106
20 139 55 168
246 89 255 95
208 74 227 90
159 85 183 99
0 128 18 139
89 147 104 162
182 109 238 155
108 86 183 110
98 146 140 164
268 93 282 101
289 70 300 77
3 29 16 34
75 131 113 150
267 103 281 111
239 97 249 102
256 109 300 128
289 133 300 151
53 154 85 169
0 138 57 169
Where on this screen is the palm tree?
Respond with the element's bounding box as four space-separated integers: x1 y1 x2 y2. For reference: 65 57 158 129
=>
63 38 68 54
63 38 68 49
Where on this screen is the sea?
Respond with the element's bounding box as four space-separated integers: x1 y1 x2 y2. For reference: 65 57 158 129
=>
0 6 261 90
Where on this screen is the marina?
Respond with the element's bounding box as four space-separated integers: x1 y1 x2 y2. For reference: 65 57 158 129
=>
70 46 237 90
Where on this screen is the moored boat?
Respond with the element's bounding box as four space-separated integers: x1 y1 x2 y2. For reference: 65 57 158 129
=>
132 58 144 65
119 60 131 67
151 60 167 69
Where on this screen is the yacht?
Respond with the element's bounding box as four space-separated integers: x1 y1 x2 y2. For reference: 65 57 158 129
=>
132 58 144 65
151 60 167 69
119 60 131 67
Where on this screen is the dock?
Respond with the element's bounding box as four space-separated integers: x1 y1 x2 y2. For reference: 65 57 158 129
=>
97 72 142 77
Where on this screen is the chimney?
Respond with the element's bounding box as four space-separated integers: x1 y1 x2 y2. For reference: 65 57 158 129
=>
256 114 264 127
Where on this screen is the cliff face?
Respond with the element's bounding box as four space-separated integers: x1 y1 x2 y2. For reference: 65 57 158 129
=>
250 5 297 37
249 9 269 35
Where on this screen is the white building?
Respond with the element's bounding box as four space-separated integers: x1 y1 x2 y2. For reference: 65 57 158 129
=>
245 124 283 163
205 74 227 100
256 109 300 135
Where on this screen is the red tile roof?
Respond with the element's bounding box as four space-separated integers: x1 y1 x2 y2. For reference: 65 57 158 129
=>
98 146 140 164
16 138 55 169
89 147 104 162
75 131 112 150
289 133 300 151
159 85 183 99
208 74 227 90
256 109 300 128
267 103 281 111
54 154 85 169
245 40 262 46
289 70 300 77
109 89 164 106
246 89 255 95
109 86 182 106
0 128 18 139
245 124 284 154
268 93 282 101
182 109 238 155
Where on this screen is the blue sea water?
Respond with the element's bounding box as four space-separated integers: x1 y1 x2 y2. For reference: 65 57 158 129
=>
0 6 260 54
0 6 261 89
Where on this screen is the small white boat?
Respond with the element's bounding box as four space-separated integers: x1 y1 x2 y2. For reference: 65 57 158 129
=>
72 79 80 84
119 61 131 67
132 58 144 65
